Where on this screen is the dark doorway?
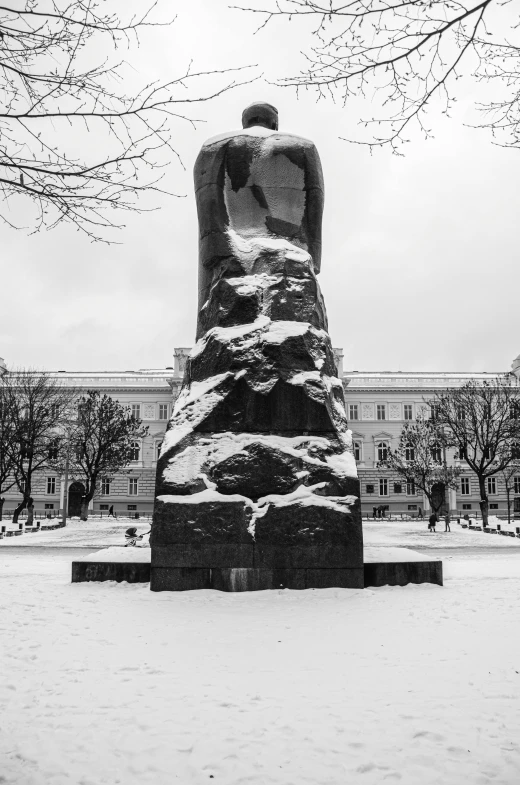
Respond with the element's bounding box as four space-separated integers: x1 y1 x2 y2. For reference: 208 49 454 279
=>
431 483 446 514
68 481 85 517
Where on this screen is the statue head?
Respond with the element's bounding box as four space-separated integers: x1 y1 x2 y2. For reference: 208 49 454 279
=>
242 102 278 131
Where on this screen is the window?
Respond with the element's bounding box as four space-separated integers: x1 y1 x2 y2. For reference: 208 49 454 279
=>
406 480 416 495
458 445 466 460
512 443 520 460
129 478 138 496
431 444 442 464
348 404 359 421
366 484 374 494
101 478 110 495
353 441 361 461
159 404 169 420
456 407 466 421
100 504 109 511
379 478 388 496
461 477 470 495
483 404 491 420
131 404 141 419
394 483 402 494
128 442 140 462
514 477 520 494
487 477 497 495
462 503 472 510
19 479 26 493
377 442 388 462
44 503 54 510
510 403 520 420
430 404 440 421
48 442 58 460
408 504 418 511
490 503 498 510
46 477 56 494
404 404 413 421
377 405 386 421
405 443 415 462
127 504 137 511
156 441 163 461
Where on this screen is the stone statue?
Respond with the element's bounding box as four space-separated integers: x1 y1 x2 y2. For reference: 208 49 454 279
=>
151 103 362 592
194 102 325 335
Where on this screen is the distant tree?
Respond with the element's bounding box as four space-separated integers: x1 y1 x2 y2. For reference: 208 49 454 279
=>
432 378 520 525
0 1 253 239
240 0 520 151
0 382 18 519
379 416 461 516
51 391 148 521
499 457 520 524
0 369 77 523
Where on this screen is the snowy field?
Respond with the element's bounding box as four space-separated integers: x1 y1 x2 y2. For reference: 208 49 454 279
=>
1 516 151 548
1 524 520 784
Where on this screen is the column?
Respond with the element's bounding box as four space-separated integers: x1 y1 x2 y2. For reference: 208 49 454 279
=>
449 487 457 513
59 476 65 513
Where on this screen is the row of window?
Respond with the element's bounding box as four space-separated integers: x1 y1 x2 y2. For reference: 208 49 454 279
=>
33 474 520 499
130 404 169 420
348 404 415 421
367 480 416 496
364 476 518 497
353 441 467 464
44 477 140 495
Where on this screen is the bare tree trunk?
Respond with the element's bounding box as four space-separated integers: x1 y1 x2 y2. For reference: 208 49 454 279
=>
12 498 26 524
80 498 89 522
27 500 34 525
478 477 489 526
506 486 511 525
0 497 4 520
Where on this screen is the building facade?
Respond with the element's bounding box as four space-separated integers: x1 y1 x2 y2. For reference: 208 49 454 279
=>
2 351 520 518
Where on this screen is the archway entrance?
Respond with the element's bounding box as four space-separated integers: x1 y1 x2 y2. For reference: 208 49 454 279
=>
68 481 85 517
431 482 446 514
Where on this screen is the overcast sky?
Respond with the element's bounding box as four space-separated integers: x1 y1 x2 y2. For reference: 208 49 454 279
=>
1 0 519 374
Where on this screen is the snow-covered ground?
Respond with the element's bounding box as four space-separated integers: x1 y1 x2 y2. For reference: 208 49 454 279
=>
1 516 151 548
364 518 520 551
3 514 520 551
1 524 520 784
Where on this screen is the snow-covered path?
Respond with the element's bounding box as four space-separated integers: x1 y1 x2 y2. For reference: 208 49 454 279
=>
1 547 519 785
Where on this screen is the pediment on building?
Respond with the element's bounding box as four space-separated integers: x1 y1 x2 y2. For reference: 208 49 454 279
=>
372 431 393 441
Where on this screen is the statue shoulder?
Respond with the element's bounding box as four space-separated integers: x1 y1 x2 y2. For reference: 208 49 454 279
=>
200 126 275 149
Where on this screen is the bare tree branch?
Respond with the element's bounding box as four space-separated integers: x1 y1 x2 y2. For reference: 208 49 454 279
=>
0 1 257 240
236 0 520 151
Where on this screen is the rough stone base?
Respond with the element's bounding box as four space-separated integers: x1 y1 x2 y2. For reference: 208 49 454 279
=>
71 561 151 583
150 566 364 592
150 497 364 592
364 561 443 588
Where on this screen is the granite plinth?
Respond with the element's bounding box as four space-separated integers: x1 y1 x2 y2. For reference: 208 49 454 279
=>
150 495 363 591
150 566 364 592
72 561 150 583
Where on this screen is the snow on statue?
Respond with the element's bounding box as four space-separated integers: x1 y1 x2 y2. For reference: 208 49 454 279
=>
151 102 363 591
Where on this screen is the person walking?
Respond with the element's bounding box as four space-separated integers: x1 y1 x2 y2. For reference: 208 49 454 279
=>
444 511 451 532
428 512 437 532
108 504 116 518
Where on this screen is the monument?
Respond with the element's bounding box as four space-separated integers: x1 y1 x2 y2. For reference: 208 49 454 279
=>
150 102 363 591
